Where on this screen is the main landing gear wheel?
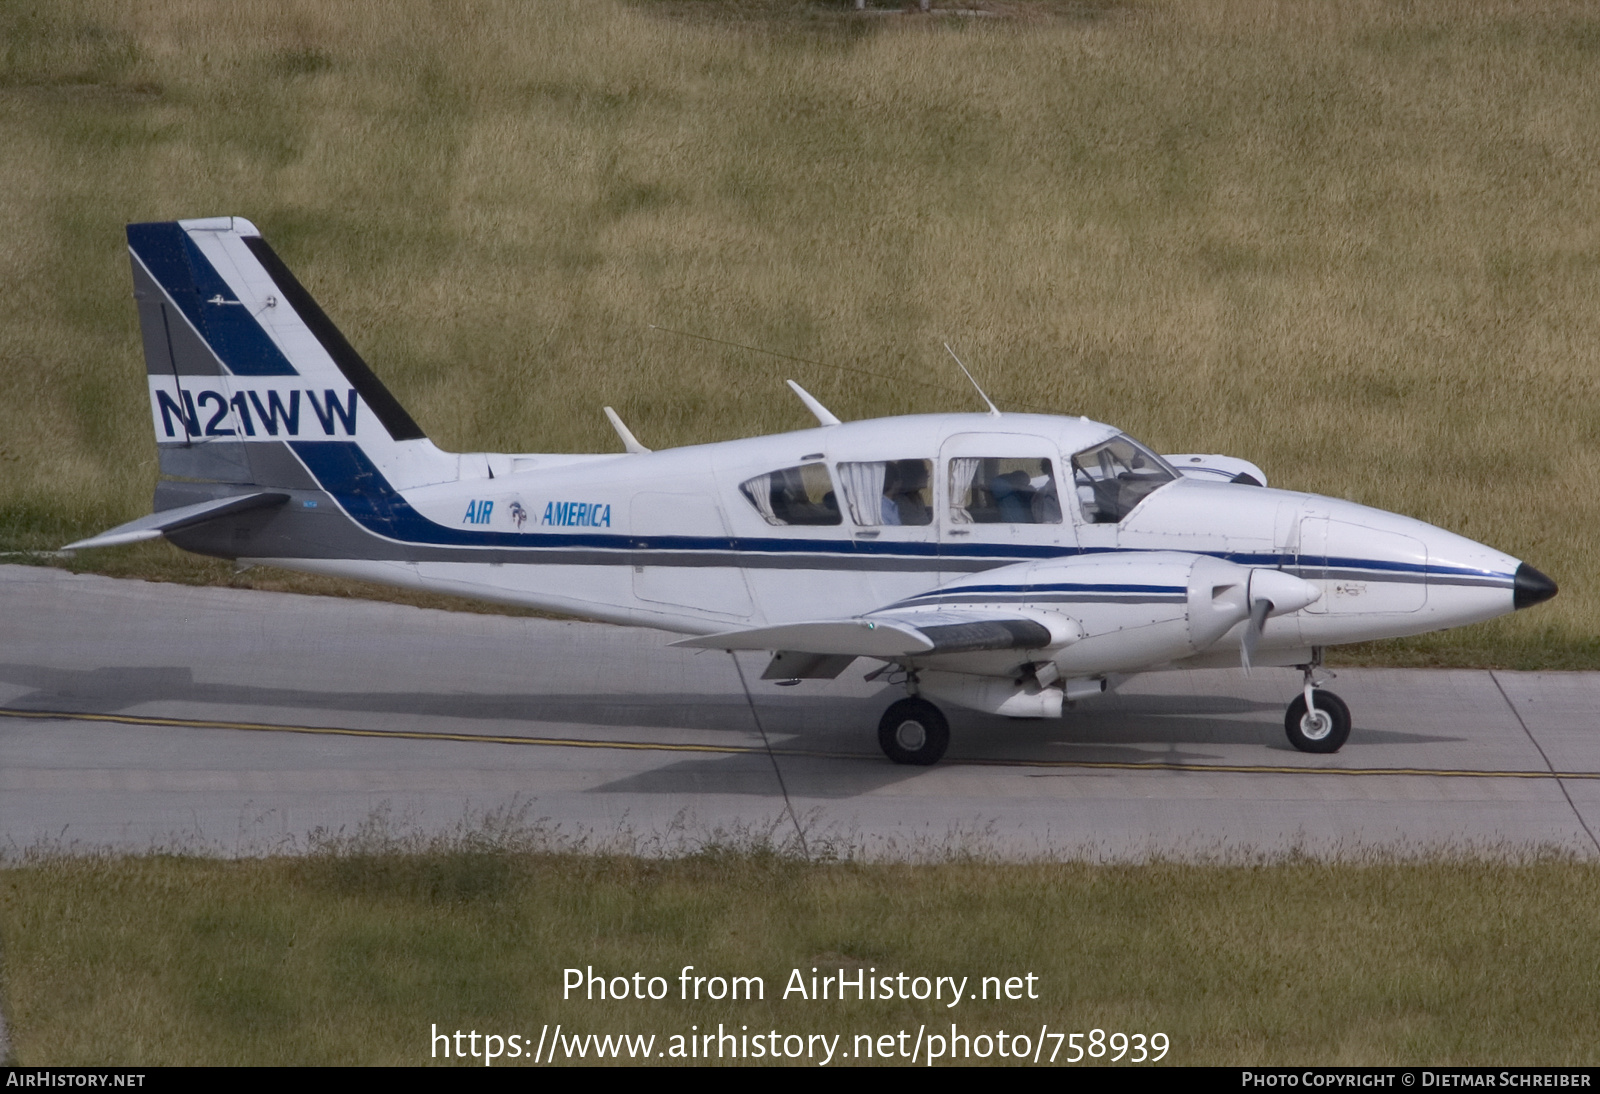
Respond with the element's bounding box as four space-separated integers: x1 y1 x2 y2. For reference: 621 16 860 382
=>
1285 690 1351 754
878 697 950 766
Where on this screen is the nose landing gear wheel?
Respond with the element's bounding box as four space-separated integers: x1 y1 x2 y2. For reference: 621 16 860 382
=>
878 697 950 766
1285 690 1351 754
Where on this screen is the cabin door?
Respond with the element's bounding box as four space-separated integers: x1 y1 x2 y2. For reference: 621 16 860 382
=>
936 432 1071 583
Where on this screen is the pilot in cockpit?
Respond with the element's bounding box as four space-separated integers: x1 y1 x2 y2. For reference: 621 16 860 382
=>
1029 460 1061 522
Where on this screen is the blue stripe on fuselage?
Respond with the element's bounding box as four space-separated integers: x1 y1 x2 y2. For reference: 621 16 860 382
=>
901 582 1188 598
288 441 1516 585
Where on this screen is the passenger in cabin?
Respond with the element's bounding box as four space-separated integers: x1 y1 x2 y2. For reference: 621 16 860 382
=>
741 463 842 526
879 460 931 526
776 482 839 525
890 460 931 525
990 470 1035 523
879 463 903 525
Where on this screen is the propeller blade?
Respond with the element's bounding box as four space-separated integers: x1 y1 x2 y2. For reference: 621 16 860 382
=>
1238 569 1320 674
1241 596 1273 675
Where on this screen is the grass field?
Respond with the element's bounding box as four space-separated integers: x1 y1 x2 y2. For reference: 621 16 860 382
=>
3 0 1597 666
5 7 1596 1064
3 843 1600 1065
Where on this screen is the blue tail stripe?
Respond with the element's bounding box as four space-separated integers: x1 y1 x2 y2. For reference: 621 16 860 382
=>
126 222 297 377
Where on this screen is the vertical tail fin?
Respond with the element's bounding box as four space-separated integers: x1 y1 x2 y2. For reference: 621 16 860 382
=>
127 216 453 496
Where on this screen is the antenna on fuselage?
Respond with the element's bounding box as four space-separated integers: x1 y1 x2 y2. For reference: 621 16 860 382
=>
646 322 1057 414
785 380 841 426
945 344 1001 417
602 407 651 454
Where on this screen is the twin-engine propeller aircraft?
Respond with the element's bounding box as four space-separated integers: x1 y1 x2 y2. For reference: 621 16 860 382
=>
68 216 1559 764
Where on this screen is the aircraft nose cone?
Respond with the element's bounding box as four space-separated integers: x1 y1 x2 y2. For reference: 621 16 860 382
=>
1513 562 1558 610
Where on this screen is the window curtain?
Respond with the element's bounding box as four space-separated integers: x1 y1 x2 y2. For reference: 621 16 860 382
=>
739 474 778 524
839 461 887 526
947 458 981 524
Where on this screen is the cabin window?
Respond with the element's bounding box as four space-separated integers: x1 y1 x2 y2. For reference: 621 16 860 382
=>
947 457 1062 524
1070 435 1177 524
740 463 841 526
838 459 933 527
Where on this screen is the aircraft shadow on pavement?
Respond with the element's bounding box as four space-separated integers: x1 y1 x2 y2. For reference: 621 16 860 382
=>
0 664 1464 779
584 737 1244 800
586 755 920 799
0 662 818 734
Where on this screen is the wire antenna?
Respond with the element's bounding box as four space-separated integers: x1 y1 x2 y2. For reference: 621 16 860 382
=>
649 324 913 387
648 323 1049 414
945 343 1001 416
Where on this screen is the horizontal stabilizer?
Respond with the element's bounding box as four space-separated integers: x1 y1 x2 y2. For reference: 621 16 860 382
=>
673 609 1064 659
62 491 289 551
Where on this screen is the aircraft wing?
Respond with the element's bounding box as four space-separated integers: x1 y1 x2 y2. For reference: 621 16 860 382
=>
62 491 290 551
671 609 1070 659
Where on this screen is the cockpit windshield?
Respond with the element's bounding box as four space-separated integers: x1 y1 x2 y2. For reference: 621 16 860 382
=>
1070 435 1177 524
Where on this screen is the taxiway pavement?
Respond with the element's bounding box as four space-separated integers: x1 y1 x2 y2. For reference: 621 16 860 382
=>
2 564 1596 859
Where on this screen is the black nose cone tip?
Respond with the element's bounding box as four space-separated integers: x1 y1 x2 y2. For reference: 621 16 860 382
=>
1513 562 1558 610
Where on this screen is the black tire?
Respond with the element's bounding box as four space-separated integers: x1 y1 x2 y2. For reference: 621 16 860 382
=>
1285 690 1351 754
878 698 950 766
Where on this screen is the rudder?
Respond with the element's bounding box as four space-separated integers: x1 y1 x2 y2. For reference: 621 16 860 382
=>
127 216 451 498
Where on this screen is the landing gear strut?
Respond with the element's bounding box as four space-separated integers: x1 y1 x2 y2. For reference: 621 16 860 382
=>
1285 659 1350 753
878 697 950 766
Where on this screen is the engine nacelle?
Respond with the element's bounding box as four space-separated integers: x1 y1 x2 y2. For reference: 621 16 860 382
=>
1163 453 1269 487
918 671 1064 719
921 551 1315 680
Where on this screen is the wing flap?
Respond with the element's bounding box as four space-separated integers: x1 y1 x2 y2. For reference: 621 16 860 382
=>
673 610 1068 659
62 491 290 551
673 619 934 657
761 651 858 680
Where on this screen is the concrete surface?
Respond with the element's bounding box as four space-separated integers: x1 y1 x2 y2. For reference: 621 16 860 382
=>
2 564 1596 860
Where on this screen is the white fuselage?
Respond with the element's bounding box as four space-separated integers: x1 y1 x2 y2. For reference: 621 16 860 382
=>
245 412 1524 667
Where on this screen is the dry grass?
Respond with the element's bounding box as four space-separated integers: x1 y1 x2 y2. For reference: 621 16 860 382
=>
3 0 1597 664
3 844 1600 1065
